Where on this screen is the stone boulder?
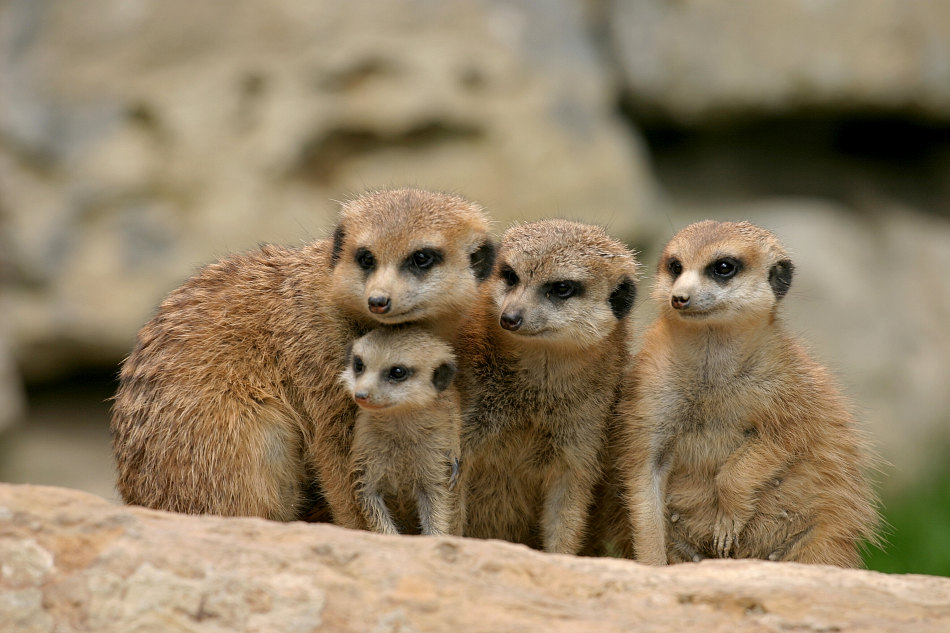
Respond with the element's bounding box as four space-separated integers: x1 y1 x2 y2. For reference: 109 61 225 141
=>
0 0 656 380
609 0 950 121
2 483 949 633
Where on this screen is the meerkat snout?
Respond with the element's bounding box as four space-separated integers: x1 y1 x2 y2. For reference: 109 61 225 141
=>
367 295 392 314
499 310 523 331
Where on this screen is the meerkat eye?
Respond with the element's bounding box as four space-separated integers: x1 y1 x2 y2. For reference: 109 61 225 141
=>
405 248 443 274
387 366 410 382
710 257 741 280
500 265 519 287
412 250 434 268
545 280 581 300
352 356 365 375
668 258 683 278
355 248 376 271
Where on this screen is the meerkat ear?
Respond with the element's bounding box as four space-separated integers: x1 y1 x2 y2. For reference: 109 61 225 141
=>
343 341 354 366
431 362 458 392
331 224 346 267
608 277 637 319
469 240 497 282
769 259 794 299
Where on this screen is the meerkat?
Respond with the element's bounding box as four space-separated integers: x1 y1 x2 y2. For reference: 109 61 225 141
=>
620 220 880 567
342 326 463 536
457 219 639 555
111 188 494 527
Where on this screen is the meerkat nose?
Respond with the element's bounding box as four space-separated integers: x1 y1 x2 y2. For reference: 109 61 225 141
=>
499 310 523 331
671 294 690 310
367 295 392 314
354 391 370 404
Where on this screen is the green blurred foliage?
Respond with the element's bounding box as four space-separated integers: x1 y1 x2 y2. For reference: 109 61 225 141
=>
865 461 950 577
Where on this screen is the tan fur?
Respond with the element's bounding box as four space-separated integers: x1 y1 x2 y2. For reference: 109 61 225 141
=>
580 410 636 558
111 188 493 526
458 220 639 554
620 220 881 567
342 326 463 536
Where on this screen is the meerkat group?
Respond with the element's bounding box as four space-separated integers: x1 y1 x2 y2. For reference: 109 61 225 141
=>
112 188 880 567
112 188 493 528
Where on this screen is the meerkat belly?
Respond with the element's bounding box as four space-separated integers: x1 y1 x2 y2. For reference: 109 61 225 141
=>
464 426 546 545
663 406 750 557
368 436 436 535
734 457 820 559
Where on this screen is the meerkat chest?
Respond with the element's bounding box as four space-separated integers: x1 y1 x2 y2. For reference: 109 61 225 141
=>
359 416 452 471
650 378 751 469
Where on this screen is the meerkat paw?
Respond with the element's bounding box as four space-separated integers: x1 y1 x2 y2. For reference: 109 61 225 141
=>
713 512 744 558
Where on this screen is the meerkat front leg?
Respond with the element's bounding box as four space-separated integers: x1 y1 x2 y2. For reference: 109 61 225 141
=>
714 435 786 558
356 484 399 535
353 459 399 535
630 453 671 565
541 447 601 555
417 484 454 536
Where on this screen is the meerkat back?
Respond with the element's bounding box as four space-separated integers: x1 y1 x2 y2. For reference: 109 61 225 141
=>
341 326 463 536
620 220 880 567
111 188 493 525
457 219 639 555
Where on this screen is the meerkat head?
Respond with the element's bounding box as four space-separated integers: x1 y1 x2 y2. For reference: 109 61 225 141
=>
655 220 794 326
330 188 496 326
488 220 639 349
340 326 458 413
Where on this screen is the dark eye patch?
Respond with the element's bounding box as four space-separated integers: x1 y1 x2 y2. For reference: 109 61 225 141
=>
352 355 365 375
403 247 444 277
499 265 519 287
706 257 742 282
667 258 683 278
543 280 584 301
355 248 376 272
387 365 411 382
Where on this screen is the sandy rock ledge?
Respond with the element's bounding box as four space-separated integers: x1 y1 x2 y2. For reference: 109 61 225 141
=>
1 483 948 633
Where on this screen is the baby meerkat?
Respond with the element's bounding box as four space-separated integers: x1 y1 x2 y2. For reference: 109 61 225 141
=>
342 326 463 536
111 188 494 527
621 220 880 567
458 219 639 555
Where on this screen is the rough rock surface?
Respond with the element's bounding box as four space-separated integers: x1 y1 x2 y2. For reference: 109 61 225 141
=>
610 0 950 121
0 0 656 379
1 483 949 633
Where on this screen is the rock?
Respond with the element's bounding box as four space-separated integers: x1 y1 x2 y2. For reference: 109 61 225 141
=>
656 198 950 490
0 0 657 380
1 483 948 632
609 0 950 122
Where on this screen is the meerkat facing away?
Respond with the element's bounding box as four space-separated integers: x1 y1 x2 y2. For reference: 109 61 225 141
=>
457 219 639 555
620 220 880 567
341 326 463 536
111 188 494 527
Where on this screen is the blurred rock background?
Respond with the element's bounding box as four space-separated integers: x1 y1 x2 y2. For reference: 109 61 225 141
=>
1 0 948 574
